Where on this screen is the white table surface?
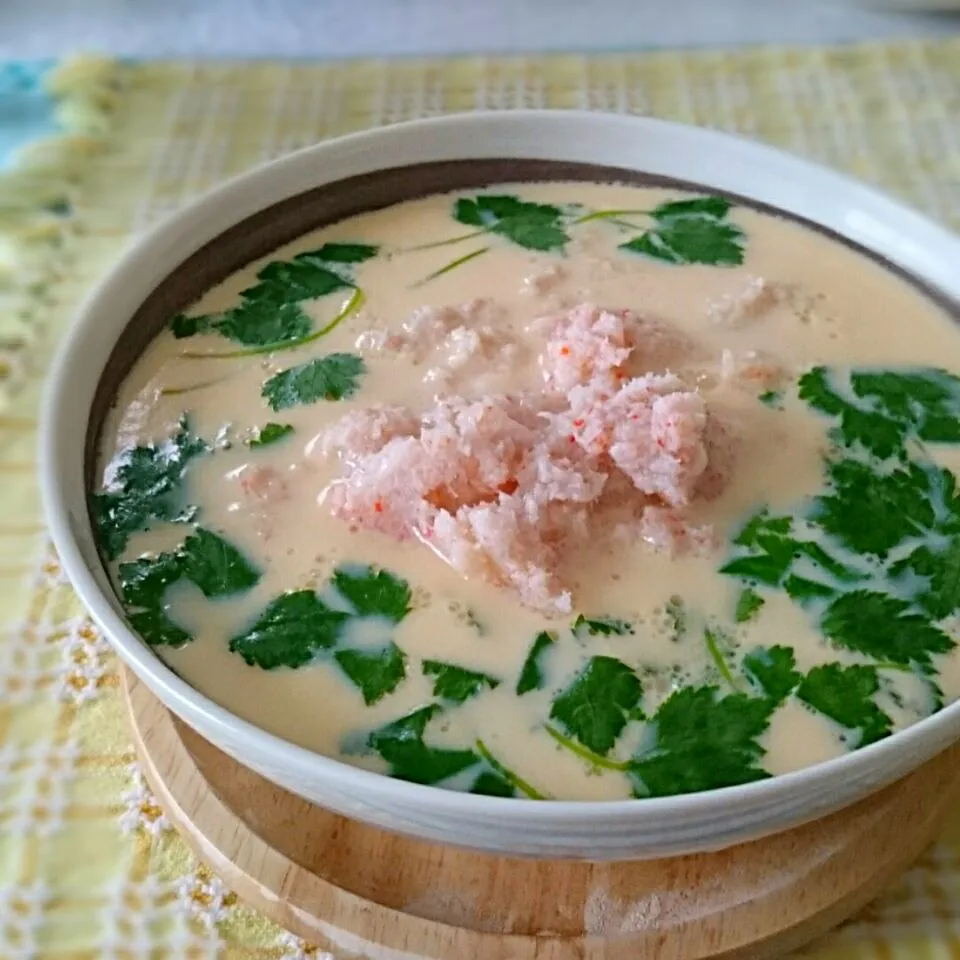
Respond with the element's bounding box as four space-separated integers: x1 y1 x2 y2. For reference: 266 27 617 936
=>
2 0 959 59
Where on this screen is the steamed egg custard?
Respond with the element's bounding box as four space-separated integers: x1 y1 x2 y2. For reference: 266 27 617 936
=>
93 183 960 801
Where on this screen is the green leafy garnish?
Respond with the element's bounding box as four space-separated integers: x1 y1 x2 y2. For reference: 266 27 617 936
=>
334 643 407 705
630 686 774 797
91 417 208 560
332 566 412 623
454 195 569 252
549 656 642 756
422 660 500 704
470 770 515 797
758 390 782 408
367 705 479 785
797 663 893 747
176 528 261 598
743 645 801 703
171 244 377 347
620 196 745 267
126 608 192 648
247 423 294 448
118 551 183 611
229 590 349 669
735 587 765 624
704 627 740 691
516 631 555 695
891 540 960 619
819 590 954 673
262 353 366 410
572 614 634 637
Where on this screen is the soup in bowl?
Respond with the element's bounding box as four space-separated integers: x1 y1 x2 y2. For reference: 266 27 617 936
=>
41 112 960 858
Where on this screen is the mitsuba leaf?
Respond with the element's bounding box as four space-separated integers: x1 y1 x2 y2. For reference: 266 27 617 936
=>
334 643 407 705
516 631 555 695
262 353 366 410
453 194 569 252
332 565 412 623
549 656 642 756
797 663 892 747
422 660 500 704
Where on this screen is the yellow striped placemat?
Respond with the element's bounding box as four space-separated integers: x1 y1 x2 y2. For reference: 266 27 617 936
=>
1 42 959 959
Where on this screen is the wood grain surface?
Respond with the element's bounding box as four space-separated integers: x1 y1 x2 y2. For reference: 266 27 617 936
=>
123 668 960 960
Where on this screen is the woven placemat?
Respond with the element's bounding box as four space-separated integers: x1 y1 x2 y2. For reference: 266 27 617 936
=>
1 43 960 959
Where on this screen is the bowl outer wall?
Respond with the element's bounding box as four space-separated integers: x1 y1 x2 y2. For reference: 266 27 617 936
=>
39 110 960 860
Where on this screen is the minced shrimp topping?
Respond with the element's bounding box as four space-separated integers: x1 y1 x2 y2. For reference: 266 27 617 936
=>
92 182 960 801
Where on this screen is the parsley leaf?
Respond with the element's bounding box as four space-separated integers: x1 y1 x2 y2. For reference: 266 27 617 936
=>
334 643 407 705
572 614 634 636
126 608 192 648
735 587 765 623
820 590 955 672
422 660 500 704
811 459 934 557
470 771 515 797
851 368 960 445
797 663 893 747
891 539 960 619
549 656 642 756
213 300 311 347
118 551 183 610
262 353 365 410
453 195 569 252
171 312 213 338
246 257 350 305
248 423 294 448
630 686 773 797
743 645 801 703
229 590 349 669
367 705 479 785
177 528 260 598
516 631 555 695
91 417 208 560
620 196 745 267
332 566 412 623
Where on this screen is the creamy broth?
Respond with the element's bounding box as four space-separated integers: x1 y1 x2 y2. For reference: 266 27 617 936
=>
94 183 960 800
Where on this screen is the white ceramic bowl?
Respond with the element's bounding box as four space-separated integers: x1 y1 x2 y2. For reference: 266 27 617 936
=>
41 111 960 860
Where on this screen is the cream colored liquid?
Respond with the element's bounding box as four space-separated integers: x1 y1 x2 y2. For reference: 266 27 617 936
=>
98 183 960 799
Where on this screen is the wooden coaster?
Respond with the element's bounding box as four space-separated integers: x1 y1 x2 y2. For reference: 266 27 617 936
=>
123 668 960 960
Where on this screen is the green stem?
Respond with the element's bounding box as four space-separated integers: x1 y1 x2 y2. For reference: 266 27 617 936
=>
403 229 488 252
475 739 548 800
181 287 365 360
573 208 652 225
544 723 632 772
704 628 741 692
874 661 912 673
412 246 490 288
160 375 231 396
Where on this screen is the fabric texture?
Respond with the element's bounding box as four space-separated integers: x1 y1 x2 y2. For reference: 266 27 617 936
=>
1 42 960 959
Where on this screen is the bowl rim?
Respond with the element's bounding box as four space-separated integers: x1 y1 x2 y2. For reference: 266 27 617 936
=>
40 108 960 824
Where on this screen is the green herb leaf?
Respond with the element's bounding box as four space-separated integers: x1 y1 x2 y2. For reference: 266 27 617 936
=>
851 368 960 445
743 645 801 703
118 551 183 610
620 197 744 267
453 195 569 252
177 528 260 598
735 587 765 623
171 312 214 338
758 390 782 408
126 608 192 648
262 353 365 411
797 663 893 747
630 686 773 797
549 656 642 756
367 705 479 785
334 643 407 705
91 416 208 560
248 422 294 448
891 539 960 619
516 631 555 695
572 614 635 636
811 458 935 558
469 771 515 797
422 659 500 704
246 258 350 304
211 300 311 347
475 739 547 799
820 589 955 672
332 565 412 623
304 243 379 264
229 590 349 669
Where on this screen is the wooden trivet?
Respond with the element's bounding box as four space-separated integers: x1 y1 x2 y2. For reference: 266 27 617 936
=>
123 668 960 960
